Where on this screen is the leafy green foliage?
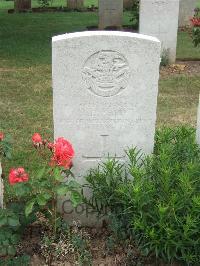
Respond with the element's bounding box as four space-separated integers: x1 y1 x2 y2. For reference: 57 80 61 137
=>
129 0 139 29
0 134 12 160
71 228 92 266
191 26 200 47
0 209 21 257
160 49 169 67
37 0 51 8
190 8 200 47
0 255 30 266
84 126 200 264
84 159 127 214
21 166 82 218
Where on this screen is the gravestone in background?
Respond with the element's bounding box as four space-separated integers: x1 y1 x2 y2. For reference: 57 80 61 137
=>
14 0 31 12
52 31 160 226
139 0 180 63
98 0 123 29
67 0 84 9
179 0 197 27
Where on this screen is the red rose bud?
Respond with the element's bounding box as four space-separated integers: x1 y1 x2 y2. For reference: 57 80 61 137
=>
9 167 29 185
0 132 4 141
32 133 42 146
42 139 47 146
50 137 74 169
47 142 54 151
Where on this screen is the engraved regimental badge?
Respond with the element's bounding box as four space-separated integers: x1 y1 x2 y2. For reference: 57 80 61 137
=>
82 50 130 97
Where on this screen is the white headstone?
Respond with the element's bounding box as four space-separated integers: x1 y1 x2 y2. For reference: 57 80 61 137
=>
52 31 161 225
98 0 123 29
179 0 197 27
196 95 200 145
139 0 180 63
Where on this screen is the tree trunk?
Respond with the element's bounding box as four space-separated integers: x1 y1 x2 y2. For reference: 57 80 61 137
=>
123 0 133 9
67 0 84 10
14 0 31 12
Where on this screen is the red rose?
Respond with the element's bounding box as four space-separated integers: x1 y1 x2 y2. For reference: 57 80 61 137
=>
190 17 200 27
9 167 29 185
0 132 4 141
50 137 74 169
32 133 42 145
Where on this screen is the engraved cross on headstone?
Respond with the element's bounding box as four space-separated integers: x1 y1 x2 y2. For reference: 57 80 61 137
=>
82 135 125 161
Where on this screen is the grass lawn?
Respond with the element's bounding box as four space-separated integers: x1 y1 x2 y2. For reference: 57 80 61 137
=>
0 3 200 175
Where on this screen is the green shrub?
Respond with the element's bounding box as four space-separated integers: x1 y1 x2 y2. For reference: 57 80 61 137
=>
129 0 139 29
0 255 30 266
190 8 200 47
84 126 200 264
160 49 170 67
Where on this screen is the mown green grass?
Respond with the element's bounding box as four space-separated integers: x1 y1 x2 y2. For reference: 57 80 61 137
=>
177 31 200 60
0 3 200 177
0 9 134 67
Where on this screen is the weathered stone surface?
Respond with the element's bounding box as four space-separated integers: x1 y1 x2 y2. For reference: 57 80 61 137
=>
52 31 160 225
67 0 84 9
139 0 180 63
14 0 31 11
179 0 196 27
98 0 123 29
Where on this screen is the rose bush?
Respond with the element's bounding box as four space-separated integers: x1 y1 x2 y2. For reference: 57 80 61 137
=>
190 8 200 47
2 133 82 237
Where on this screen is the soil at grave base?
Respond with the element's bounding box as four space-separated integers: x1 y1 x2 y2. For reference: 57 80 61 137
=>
13 222 182 266
160 60 200 79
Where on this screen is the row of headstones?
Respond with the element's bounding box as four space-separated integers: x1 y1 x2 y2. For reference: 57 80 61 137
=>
67 0 197 27
100 0 197 63
14 0 196 30
14 0 134 11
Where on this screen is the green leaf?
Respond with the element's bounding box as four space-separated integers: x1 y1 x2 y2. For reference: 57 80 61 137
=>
37 167 46 179
0 246 7 256
36 194 48 206
54 168 63 181
67 180 81 190
14 183 30 197
43 192 52 200
10 234 20 245
0 217 7 227
25 200 35 217
56 186 69 196
70 191 82 207
8 217 20 227
7 245 16 256
2 240 9 246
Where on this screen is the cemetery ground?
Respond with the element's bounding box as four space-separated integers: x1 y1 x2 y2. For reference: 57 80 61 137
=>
0 2 200 266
